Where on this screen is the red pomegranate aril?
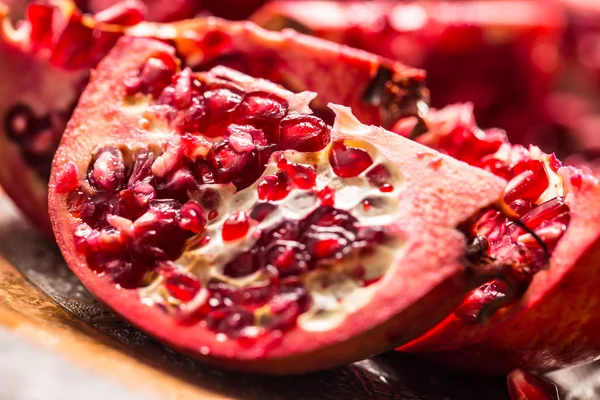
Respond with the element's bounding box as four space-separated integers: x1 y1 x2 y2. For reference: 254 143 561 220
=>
198 30 232 57
366 164 392 188
380 184 394 193
88 146 126 192
239 92 289 123
454 280 510 323
508 199 534 218
208 140 258 189
55 161 79 194
257 171 291 201
173 68 194 109
313 237 344 259
223 250 260 278
203 88 243 137
222 211 251 242
208 210 219 220
264 242 310 277
125 56 176 98
317 186 335 206
165 273 202 302
206 308 255 338
279 115 330 152
521 198 569 230
178 200 207 234
329 140 374 178
173 97 207 134
283 162 317 190
507 369 560 400
503 160 549 204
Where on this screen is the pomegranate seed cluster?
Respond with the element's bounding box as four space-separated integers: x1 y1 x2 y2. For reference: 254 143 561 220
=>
413 115 573 321
58 57 403 340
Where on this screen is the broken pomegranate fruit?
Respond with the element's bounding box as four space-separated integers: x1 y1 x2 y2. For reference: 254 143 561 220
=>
394 103 600 374
48 37 506 373
0 1 426 233
252 0 564 145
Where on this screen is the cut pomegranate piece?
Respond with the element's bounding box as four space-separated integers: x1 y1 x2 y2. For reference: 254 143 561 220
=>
394 104 600 375
0 2 426 234
48 37 505 373
252 0 564 146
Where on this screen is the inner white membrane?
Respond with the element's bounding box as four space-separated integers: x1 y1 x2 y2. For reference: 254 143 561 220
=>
140 140 407 332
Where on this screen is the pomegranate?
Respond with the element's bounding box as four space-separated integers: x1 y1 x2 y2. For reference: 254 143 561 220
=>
507 369 561 400
394 103 600 374
0 1 426 233
252 1 564 145
48 37 506 373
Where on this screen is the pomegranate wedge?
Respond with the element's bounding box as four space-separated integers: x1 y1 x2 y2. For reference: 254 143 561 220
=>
48 37 505 373
0 1 426 233
252 0 564 145
396 104 600 374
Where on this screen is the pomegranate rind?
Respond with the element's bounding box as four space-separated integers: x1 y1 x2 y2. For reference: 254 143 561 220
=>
49 36 506 374
398 104 600 374
0 2 426 234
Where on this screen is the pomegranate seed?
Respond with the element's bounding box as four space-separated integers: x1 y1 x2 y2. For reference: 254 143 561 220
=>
521 198 569 230
173 68 194 109
226 126 257 153
264 242 309 277
206 308 254 337
125 56 176 97
317 186 335 206
508 199 533 217
208 210 219 220
257 171 291 201
366 164 391 188
279 115 330 152
329 140 373 178
26 4 55 50
174 97 207 134
178 200 207 233
284 162 317 190
313 238 343 259
238 92 289 124
208 139 258 189
165 273 202 302
89 146 126 192
547 153 563 172
223 250 259 277
222 211 251 241
454 280 509 323
503 160 549 204
55 161 79 193
203 88 242 137
379 184 394 193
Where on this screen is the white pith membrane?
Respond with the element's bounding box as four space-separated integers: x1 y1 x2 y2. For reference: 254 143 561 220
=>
139 140 405 335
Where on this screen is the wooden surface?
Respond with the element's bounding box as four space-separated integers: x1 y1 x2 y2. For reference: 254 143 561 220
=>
0 193 592 400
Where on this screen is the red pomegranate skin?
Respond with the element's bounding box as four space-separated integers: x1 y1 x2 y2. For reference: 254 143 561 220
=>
392 104 600 375
48 36 506 374
0 1 426 233
252 0 565 147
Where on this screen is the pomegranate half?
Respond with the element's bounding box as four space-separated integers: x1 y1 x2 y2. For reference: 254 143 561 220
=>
0 1 426 233
48 36 505 373
395 103 600 374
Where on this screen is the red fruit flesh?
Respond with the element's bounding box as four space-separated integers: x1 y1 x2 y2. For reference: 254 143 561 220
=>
252 0 564 147
395 104 600 375
48 37 505 374
0 2 426 234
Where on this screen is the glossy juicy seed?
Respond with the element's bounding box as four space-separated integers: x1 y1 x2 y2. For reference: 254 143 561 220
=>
203 88 243 137
55 162 80 194
257 171 291 201
125 55 177 98
208 140 259 190
206 307 255 338
222 211 251 242
503 160 549 204
88 146 126 192
366 164 392 188
279 115 331 152
454 280 510 322
165 272 202 302
178 200 207 234
282 161 317 190
238 92 289 126
329 140 374 178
